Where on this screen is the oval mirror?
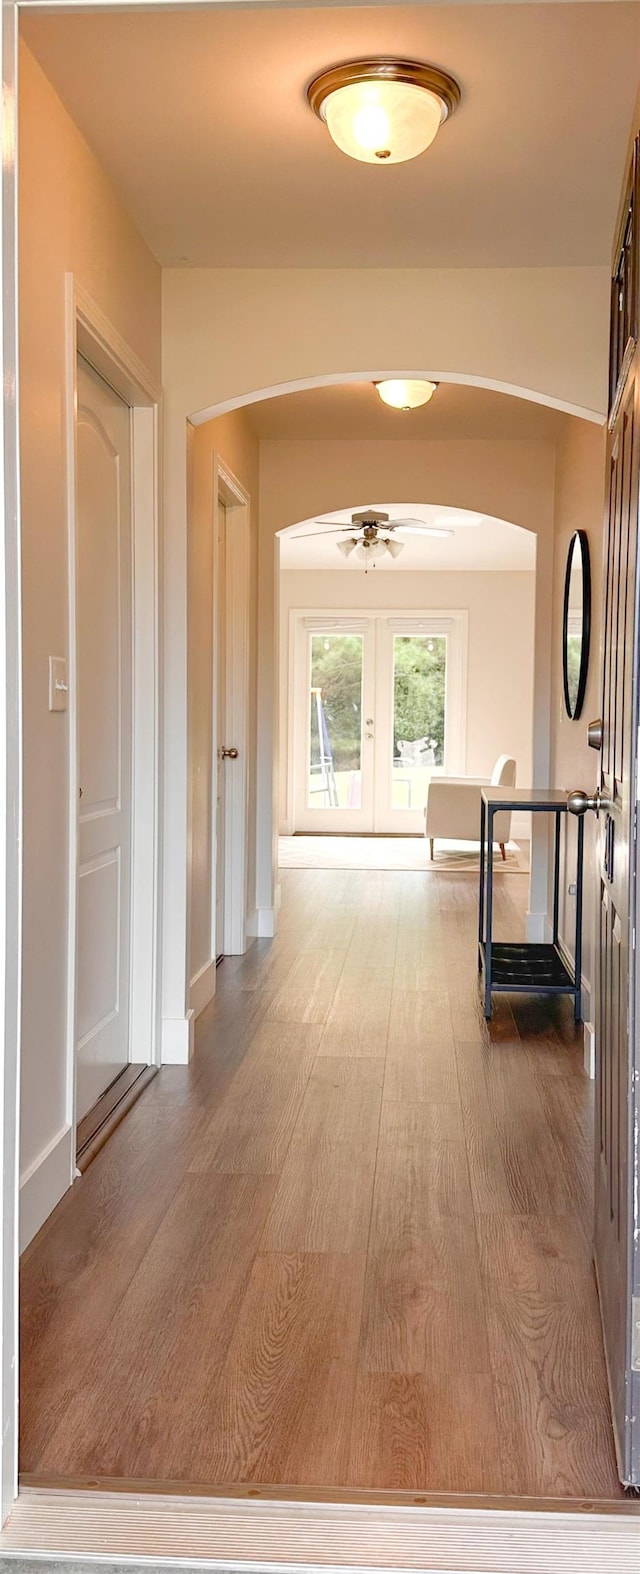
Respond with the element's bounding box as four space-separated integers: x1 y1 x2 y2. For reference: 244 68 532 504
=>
562 530 591 720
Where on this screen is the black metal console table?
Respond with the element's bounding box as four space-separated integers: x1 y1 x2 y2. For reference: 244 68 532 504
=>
478 787 584 1021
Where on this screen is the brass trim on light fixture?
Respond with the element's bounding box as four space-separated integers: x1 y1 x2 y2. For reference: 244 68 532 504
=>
307 57 461 123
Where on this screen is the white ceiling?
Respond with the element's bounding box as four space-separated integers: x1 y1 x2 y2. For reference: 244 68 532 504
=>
21 3 640 268
279 502 537 569
246 380 570 439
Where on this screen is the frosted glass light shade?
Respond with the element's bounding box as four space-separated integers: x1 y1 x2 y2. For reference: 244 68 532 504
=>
356 539 385 562
385 538 404 558
376 379 437 410
322 80 442 165
307 59 461 168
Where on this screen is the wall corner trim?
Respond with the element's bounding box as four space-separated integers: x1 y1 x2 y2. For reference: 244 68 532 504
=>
161 1011 195 1066
249 908 278 939
583 1019 596 1080
19 1125 74 1254
189 959 216 1019
526 909 548 944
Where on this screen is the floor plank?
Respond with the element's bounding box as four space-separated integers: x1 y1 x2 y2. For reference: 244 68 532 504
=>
260 1057 383 1252
385 990 457 1105
190 1251 367 1486
317 966 393 1058
347 1372 502 1493
32 1172 278 1480
360 1101 489 1376
189 1020 321 1175
476 1213 622 1498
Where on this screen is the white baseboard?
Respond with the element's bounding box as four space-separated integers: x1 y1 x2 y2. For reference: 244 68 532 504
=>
583 1019 596 1079
542 918 592 1049
19 1123 74 1252
161 1010 195 1065
526 910 548 943
189 958 216 1018
248 907 278 938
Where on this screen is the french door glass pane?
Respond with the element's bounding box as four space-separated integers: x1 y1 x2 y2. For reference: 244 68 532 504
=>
392 634 447 810
308 633 363 810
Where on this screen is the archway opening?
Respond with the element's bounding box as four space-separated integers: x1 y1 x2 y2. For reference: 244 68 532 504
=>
277 499 536 874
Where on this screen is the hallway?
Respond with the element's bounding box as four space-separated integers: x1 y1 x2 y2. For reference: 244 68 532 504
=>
20 867 621 1500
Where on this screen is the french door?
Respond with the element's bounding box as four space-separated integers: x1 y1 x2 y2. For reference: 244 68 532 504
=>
291 612 466 834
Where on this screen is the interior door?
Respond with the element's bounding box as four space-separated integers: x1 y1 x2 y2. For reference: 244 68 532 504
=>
215 499 227 959
570 142 640 1485
75 357 132 1122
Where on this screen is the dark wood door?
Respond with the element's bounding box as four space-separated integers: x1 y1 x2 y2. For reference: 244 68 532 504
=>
592 140 640 1485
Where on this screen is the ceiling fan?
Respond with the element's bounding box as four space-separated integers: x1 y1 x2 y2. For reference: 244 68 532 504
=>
290 509 454 564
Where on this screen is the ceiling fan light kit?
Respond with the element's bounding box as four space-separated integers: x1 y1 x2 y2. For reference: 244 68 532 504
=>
375 378 438 411
307 58 461 165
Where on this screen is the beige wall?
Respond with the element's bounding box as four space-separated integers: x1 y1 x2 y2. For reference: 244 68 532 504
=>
164 266 610 423
188 409 259 997
279 568 536 832
18 42 161 1236
549 418 607 1027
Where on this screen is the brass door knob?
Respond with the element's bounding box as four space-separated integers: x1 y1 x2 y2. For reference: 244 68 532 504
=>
221 747 239 759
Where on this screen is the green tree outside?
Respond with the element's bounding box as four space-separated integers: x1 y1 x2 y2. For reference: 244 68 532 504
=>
309 632 447 771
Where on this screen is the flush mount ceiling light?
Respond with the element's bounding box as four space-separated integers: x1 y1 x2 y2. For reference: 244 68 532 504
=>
307 58 460 165
376 379 437 410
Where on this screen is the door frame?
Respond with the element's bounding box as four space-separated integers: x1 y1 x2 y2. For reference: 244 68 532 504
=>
64 279 162 1163
212 456 251 959
188 451 251 1015
286 607 468 834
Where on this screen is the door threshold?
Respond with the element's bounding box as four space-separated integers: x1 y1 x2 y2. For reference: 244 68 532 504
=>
4 1480 640 1572
76 1065 157 1172
17 1471 640 1514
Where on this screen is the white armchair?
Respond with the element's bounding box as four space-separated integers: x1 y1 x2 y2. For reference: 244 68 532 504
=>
425 755 516 861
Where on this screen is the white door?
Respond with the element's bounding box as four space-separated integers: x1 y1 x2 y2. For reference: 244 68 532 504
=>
75 357 133 1122
292 619 377 832
214 500 227 959
292 613 465 833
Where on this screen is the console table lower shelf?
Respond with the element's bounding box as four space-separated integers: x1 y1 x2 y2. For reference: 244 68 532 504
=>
478 940 577 995
478 787 584 1022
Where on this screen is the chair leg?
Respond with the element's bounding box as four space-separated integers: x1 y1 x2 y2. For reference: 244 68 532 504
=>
429 838 435 861
499 843 506 861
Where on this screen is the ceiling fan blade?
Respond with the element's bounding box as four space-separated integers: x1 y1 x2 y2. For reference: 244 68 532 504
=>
383 525 427 538
288 527 355 540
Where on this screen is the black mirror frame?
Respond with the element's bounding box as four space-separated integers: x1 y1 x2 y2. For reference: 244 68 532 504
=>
562 529 591 721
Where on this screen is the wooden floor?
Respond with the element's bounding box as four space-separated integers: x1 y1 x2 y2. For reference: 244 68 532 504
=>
20 867 623 1499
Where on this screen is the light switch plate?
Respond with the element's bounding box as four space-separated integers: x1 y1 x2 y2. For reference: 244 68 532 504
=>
49 656 68 713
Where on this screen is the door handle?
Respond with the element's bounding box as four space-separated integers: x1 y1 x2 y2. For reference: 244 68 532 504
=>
221 747 239 759
567 787 611 819
588 717 603 751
